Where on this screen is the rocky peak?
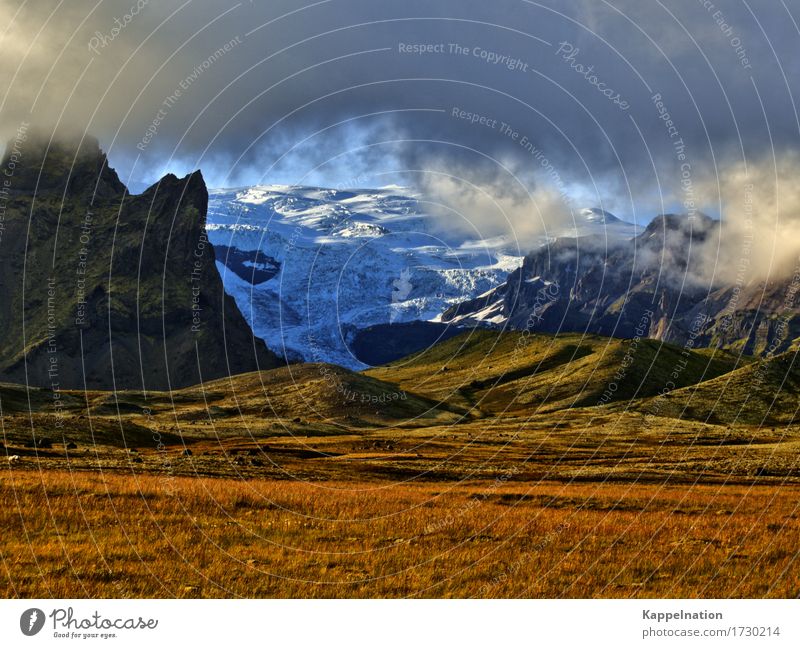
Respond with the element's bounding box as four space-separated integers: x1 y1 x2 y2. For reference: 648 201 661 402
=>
442 208 799 357
2 130 126 199
638 212 718 246
0 131 280 390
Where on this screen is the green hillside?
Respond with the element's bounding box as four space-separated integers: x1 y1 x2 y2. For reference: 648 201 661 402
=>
367 329 746 416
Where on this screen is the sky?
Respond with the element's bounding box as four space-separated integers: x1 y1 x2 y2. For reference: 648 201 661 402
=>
2 0 800 233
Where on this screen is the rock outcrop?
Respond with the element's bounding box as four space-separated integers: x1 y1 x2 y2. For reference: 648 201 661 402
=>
0 132 281 390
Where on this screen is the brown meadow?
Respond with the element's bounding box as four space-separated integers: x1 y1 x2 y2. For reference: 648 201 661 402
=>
2 331 799 598
1 470 798 598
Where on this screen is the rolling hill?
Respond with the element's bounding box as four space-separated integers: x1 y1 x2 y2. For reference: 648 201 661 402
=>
629 349 800 425
366 329 746 416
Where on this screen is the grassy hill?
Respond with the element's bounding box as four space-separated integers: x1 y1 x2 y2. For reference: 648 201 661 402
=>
629 349 800 425
171 363 464 426
0 361 461 451
4 327 798 484
367 329 746 416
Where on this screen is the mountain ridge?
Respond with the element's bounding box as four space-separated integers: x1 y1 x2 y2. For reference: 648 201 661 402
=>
441 212 800 357
206 185 639 367
0 132 281 390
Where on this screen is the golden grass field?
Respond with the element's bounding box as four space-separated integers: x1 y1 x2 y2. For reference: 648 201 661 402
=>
2 470 799 598
2 330 799 597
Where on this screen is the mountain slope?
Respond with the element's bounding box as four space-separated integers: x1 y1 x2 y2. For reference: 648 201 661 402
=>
0 133 280 390
207 186 638 368
628 349 800 425
442 213 800 357
366 329 745 415
206 184 521 368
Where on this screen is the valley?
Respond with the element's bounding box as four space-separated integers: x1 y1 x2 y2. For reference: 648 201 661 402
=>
2 135 799 599
3 330 798 485
3 303 799 599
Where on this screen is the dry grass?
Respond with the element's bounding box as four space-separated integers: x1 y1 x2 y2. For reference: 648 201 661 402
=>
2 330 798 598
2 470 799 598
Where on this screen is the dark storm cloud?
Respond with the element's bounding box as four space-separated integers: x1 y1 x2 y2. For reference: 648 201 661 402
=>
2 0 800 241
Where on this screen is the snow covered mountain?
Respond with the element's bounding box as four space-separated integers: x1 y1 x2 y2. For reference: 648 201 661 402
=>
207 185 637 368
564 207 637 239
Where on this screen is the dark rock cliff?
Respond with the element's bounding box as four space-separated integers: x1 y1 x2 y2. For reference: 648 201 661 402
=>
0 132 281 390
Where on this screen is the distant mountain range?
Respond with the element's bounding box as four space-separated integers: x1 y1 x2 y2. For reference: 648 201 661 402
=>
207 184 799 363
207 185 637 367
4 133 797 390
443 213 800 357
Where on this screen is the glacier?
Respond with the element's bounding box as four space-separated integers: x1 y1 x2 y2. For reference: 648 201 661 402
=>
206 185 636 368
